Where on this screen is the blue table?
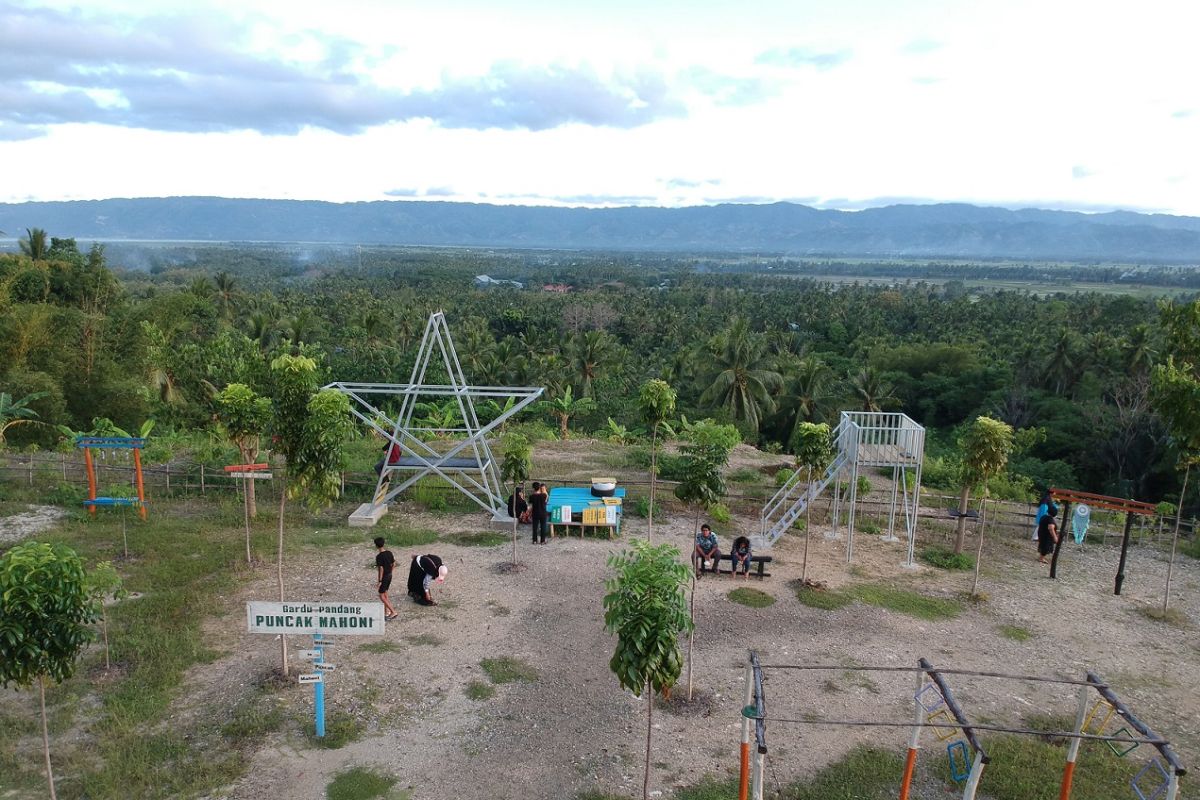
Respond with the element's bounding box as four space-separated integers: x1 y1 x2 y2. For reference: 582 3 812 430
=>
547 487 626 538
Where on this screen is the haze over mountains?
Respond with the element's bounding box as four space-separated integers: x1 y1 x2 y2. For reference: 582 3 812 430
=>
3 197 1200 262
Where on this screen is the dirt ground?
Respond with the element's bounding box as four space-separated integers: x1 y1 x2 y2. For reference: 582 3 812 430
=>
0 504 67 544
4 442 1199 800
189 484 1200 800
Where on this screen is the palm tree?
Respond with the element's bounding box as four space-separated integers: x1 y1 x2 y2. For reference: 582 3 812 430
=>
18 228 48 260
698 318 783 434
849 366 897 412
1123 324 1156 375
0 391 46 447
1043 330 1078 395
245 311 280 353
567 330 620 397
782 356 835 445
213 272 240 320
282 308 320 346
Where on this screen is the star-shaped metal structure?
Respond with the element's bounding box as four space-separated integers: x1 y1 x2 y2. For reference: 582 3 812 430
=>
326 312 543 526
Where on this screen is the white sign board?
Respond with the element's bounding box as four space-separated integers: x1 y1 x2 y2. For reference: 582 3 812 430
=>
298 673 323 684
246 601 386 635
228 471 273 480
297 649 322 660
314 663 336 671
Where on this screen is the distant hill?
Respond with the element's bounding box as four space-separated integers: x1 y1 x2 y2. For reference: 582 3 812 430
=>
3 197 1200 262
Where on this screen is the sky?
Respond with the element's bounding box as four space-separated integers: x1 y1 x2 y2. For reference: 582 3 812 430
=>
1 0 1197 214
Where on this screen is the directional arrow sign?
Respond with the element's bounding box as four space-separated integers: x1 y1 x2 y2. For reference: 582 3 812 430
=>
297 649 322 660
314 663 336 671
298 674 323 684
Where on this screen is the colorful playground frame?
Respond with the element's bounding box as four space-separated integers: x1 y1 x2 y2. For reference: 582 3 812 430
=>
739 652 1186 800
1047 487 1157 595
76 436 147 520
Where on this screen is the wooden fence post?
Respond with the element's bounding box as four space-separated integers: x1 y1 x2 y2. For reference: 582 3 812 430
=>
200 464 206 496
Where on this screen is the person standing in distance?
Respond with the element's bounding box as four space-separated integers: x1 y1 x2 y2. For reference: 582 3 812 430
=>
374 537 398 620
530 481 550 544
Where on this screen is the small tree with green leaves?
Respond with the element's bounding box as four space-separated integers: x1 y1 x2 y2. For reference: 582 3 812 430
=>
639 379 677 540
792 422 835 583
268 354 355 677
603 540 693 800
215 382 273 530
0 542 98 800
537 386 596 440
1150 340 1200 613
956 417 1015 597
85 561 127 673
500 432 532 565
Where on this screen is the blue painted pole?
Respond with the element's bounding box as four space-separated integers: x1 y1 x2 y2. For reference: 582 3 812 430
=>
314 633 325 738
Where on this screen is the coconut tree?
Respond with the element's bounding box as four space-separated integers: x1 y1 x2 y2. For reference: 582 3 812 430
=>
567 330 620 397
699 318 783 435
18 227 49 260
849 366 897 413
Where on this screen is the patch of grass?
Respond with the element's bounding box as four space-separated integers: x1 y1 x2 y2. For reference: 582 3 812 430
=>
676 775 739 800
774 746 903 799
1140 605 1190 627
920 545 976 571
465 680 495 700
728 467 764 484
307 712 363 749
325 766 397 800
358 640 404 654
295 527 366 548
221 694 285 742
480 656 538 684
947 721 1142 800
998 624 1033 642
728 587 776 608
794 584 853 610
848 584 963 621
443 531 508 547
576 792 627 800
404 633 443 646
379 527 440 547
1181 535 1200 560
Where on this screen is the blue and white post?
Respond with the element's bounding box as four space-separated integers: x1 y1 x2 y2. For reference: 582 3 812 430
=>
313 633 326 738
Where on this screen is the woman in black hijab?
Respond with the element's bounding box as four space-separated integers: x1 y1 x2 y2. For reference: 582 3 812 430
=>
407 553 447 605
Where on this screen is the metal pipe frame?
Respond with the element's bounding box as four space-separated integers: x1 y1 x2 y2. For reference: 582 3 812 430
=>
324 311 543 518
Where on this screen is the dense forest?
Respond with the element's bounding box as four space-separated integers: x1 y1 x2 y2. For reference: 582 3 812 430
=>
0 231 1195 510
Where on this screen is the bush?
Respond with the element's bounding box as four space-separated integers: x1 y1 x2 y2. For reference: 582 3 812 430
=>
728 467 762 484
920 546 976 571
775 468 798 487
631 496 662 520
856 476 872 495
706 503 731 524
858 519 881 536
920 455 959 490
656 453 689 481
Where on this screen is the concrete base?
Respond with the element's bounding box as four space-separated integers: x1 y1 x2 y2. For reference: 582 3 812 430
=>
488 513 517 531
348 502 388 527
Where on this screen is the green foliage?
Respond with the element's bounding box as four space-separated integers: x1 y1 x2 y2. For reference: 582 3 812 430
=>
358 640 403 654
856 475 872 495
778 745 903 800
325 767 399 800
0 541 98 687
794 585 853 610
442 531 508 547
537 386 596 439
960 416 1016 489
706 502 731 523
848 584 963 620
638 379 677 431
998 624 1033 642
920 546 976 571
728 588 775 608
213 382 271 458
603 540 693 696
0 389 47 447
792 421 834 474
727 466 763 483
465 680 496 700
499 432 532 487
307 711 362 749
480 656 538 684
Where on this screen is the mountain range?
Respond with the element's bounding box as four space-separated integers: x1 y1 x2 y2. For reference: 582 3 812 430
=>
3 197 1200 262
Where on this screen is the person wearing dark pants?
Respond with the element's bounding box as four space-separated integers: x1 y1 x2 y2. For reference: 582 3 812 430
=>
407 553 446 605
530 482 549 544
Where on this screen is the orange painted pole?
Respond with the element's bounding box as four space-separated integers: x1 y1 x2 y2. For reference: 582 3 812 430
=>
739 661 753 800
133 447 147 520
83 447 97 515
899 669 926 800
1059 687 1090 800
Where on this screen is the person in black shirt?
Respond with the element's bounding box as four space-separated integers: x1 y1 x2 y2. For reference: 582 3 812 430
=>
374 536 397 620
529 482 549 544
507 486 528 520
407 554 447 605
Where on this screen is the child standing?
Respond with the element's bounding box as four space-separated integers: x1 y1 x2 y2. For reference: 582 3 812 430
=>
374 536 397 620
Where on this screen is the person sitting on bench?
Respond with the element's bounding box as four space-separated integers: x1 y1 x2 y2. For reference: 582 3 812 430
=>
692 524 720 579
730 535 752 578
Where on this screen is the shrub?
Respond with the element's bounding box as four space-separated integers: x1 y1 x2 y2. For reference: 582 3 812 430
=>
921 546 976 571
728 467 762 484
656 453 689 481
706 503 731 524
856 476 872 495
775 468 798 487
858 519 881 536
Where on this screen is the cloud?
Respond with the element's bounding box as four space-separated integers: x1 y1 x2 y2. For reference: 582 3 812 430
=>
1172 109 1194 119
902 39 943 55
678 67 776 105
0 4 686 138
912 76 942 86
663 177 722 190
384 186 459 198
754 47 851 70
1071 165 1095 179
